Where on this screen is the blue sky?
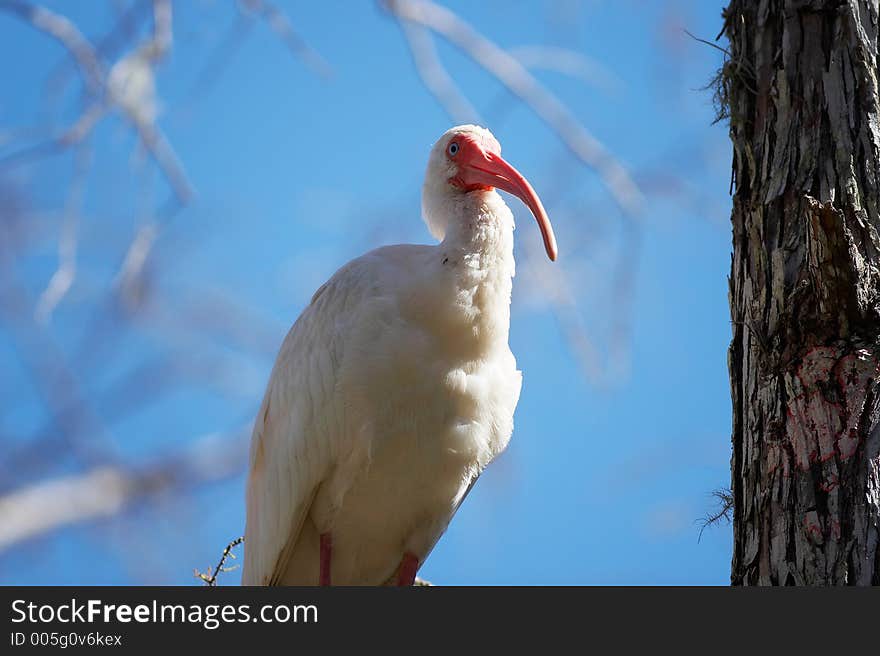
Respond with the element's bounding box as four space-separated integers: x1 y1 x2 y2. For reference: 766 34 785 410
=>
0 1 733 584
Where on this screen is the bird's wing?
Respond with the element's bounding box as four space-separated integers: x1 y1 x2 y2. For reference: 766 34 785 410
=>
242 260 380 585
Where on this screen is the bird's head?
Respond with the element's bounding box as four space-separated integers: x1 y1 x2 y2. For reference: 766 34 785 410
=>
422 125 557 261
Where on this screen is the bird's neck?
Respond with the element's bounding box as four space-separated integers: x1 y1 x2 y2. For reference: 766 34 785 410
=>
435 191 516 346
440 190 515 273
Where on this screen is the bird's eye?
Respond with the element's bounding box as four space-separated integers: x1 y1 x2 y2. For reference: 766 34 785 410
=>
448 142 460 156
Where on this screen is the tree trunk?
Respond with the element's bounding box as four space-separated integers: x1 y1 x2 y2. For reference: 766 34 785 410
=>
724 0 880 585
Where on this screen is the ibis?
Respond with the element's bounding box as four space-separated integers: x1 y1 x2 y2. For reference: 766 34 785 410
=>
242 125 556 585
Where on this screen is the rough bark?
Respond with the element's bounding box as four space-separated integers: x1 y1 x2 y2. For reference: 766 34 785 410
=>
724 0 880 585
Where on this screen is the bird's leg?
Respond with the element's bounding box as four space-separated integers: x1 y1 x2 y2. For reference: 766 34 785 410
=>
396 552 419 586
319 533 332 586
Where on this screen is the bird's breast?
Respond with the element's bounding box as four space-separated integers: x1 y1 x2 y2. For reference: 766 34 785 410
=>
312 348 521 583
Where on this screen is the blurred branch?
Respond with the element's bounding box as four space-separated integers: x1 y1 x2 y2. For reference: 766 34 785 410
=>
521 214 637 388
238 0 332 79
0 0 104 94
0 426 250 553
186 8 255 99
508 45 622 93
35 144 92 324
0 468 130 552
0 103 106 168
44 0 151 105
145 285 285 358
0 266 115 474
382 0 643 217
0 0 194 205
397 20 481 124
115 220 160 304
1 347 263 488
187 0 331 100
146 0 172 62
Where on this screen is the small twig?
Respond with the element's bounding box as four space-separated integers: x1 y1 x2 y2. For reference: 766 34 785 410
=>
684 27 757 99
196 537 244 586
697 488 734 542
683 27 757 80
683 29 733 58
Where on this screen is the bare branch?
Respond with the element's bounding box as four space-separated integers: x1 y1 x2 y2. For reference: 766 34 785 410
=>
397 20 482 124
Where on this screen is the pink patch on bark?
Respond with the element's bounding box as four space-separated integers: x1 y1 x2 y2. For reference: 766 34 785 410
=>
787 348 841 469
786 347 877 469
833 351 876 462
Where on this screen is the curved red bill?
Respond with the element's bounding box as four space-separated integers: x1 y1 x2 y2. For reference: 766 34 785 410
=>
456 148 558 261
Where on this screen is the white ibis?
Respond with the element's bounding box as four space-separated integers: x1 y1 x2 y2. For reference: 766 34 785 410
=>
242 125 557 586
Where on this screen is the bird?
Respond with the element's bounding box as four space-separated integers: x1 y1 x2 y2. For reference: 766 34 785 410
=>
242 125 557 586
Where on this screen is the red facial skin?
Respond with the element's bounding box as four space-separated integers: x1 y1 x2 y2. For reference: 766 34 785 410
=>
446 134 558 261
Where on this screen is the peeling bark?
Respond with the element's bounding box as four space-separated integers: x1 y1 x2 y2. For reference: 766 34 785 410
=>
724 0 880 585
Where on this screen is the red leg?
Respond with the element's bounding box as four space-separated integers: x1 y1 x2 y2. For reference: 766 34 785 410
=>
397 552 419 586
319 533 332 586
